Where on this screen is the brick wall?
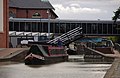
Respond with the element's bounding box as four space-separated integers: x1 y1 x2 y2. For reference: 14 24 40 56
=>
10 8 57 19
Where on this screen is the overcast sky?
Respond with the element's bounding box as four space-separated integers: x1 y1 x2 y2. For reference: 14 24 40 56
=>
49 0 120 20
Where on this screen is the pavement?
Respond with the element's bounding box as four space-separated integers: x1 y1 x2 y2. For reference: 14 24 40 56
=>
104 50 120 78
104 58 120 78
104 49 120 78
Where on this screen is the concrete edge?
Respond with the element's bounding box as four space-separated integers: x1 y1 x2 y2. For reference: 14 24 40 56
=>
0 48 29 61
104 58 120 78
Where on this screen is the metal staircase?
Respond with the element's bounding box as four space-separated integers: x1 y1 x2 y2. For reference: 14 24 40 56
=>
47 26 83 46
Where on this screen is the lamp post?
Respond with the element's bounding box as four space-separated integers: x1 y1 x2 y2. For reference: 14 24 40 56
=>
47 9 51 39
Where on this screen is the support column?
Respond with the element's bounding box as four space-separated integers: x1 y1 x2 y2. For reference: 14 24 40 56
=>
0 0 8 48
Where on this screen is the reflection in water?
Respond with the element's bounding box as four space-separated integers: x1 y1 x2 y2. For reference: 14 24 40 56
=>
0 55 112 78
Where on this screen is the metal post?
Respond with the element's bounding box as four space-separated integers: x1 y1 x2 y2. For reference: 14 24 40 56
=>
48 15 50 37
47 9 50 39
40 17 41 32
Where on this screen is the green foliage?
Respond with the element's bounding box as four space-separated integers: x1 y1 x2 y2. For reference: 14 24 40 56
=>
107 36 120 43
112 7 120 23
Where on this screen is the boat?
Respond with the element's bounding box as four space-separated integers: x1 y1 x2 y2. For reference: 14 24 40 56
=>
84 39 114 59
24 44 68 65
24 26 83 65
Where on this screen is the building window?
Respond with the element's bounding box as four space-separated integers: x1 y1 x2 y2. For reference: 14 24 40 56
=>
9 11 16 18
87 23 92 34
98 23 102 34
9 22 14 31
32 12 41 18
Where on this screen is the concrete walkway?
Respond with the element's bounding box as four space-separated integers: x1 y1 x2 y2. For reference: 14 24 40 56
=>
86 47 120 78
104 58 120 78
0 48 29 61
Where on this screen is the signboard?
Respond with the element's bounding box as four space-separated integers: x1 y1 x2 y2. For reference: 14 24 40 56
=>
0 0 3 32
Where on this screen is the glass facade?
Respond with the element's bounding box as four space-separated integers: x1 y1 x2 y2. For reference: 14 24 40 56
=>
9 19 120 35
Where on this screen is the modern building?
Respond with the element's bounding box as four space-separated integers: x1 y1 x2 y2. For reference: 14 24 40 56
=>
9 18 120 48
9 0 59 48
8 0 120 48
9 0 58 19
9 18 120 36
8 0 120 36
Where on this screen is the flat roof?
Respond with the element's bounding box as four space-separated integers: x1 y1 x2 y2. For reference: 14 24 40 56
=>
9 18 120 23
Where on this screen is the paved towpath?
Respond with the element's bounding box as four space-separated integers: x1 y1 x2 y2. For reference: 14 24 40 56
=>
104 58 120 78
0 48 29 60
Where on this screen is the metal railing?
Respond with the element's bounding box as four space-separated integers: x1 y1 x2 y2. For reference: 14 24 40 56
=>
47 26 83 45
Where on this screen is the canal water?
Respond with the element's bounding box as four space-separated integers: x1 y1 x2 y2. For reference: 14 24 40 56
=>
0 55 112 78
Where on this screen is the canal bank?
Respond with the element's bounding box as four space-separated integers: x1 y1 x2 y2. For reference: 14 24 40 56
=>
0 48 29 62
104 58 120 78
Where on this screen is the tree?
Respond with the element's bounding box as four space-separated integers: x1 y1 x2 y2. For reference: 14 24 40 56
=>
107 36 119 43
112 7 120 43
112 7 120 24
